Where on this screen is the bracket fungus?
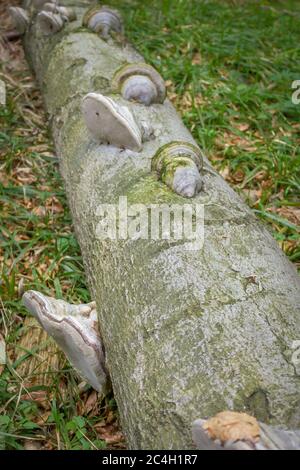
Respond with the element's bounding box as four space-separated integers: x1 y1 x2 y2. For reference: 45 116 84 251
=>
43 3 77 22
22 290 109 393
33 0 55 9
82 5 123 39
152 141 203 198
36 11 65 35
82 93 142 151
8 7 29 35
112 63 166 106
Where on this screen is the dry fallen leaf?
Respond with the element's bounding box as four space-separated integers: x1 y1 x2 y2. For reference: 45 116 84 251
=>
192 52 202 65
242 188 262 205
32 206 47 217
219 166 230 180
202 411 260 443
27 144 51 153
45 196 64 214
13 166 37 185
268 206 300 226
215 131 257 152
20 390 50 410
254 170 268 182
24 440 43 450
82 390 99 416
235 123 250 132
232 169 245 183
164 80 173 88
95 422 125 447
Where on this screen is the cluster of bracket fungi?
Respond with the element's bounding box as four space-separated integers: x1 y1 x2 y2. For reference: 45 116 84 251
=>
9 1 77 36
9 1 204 200
8 2 123 40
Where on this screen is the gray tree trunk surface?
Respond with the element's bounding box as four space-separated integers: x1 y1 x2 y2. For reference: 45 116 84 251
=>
23 0 300 449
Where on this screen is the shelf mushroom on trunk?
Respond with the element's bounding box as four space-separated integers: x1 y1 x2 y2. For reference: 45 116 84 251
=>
82 5 124 39
33 0 56 9
22 290 109 394
42 3 77 22
112 63 166 106
82 93 143 152
152 141 204 198
9 2 77 37
8 7 29 35
36 11 65 35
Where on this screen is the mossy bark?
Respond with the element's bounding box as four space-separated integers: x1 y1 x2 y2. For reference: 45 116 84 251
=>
23 0 300 449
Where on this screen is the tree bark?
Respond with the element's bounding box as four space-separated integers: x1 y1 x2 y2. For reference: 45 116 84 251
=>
23 0 300 449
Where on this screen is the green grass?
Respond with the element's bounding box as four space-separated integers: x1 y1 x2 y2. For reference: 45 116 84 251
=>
0 0 300 450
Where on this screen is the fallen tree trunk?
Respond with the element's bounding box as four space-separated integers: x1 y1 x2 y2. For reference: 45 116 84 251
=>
22 0 300 449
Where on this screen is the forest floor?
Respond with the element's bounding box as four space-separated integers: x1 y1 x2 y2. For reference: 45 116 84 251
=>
0 0 299 450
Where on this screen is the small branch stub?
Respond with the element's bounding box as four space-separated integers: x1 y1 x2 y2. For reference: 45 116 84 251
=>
152 141 203 198
22 290 109 393
8 7 29 35
112 63 166 106
82 5 123 39
82 93 142 151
